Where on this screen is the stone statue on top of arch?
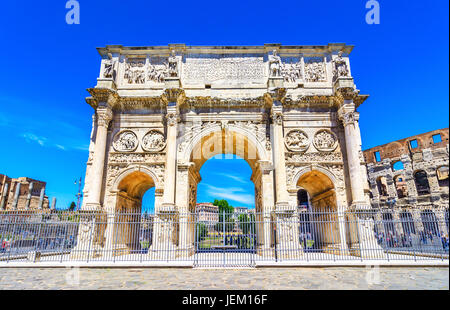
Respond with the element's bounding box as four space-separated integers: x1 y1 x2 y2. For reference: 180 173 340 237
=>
269 50 282 77
168 50 179 77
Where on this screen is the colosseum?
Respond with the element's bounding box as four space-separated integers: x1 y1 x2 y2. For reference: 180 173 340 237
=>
363 128 449 235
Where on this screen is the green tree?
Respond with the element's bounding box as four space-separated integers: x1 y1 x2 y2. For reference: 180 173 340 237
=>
213 199 234 213
213 199 235 232
238 213 256 235
68 202 76 211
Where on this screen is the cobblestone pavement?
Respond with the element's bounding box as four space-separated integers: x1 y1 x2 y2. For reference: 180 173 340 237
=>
0 267 448 290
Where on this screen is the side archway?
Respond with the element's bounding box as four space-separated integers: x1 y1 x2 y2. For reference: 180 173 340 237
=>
294 167 341 251
293 166 338 210
109 167 162 254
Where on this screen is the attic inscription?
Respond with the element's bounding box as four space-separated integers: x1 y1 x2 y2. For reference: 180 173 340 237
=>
182 55 265 83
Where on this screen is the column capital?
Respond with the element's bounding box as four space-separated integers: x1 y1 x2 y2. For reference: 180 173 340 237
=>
270 107 283 125
96 107 113 128
161 88 186 106
338 110 359 127
166 109 180 126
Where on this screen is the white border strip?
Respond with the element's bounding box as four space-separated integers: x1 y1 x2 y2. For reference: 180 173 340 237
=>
0 260 447 268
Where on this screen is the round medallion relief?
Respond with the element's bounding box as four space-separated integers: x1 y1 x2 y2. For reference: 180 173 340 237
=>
112 130 138 152
142 130 166 152
284 130 310 152
313 129 338 152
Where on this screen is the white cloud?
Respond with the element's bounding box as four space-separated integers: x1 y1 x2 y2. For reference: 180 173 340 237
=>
205 185 254 206
20 132 89 152
73 144 90 151
215 173 247 184
21 133 47 146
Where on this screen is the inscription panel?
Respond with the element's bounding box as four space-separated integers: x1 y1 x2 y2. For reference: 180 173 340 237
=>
182 54 266 84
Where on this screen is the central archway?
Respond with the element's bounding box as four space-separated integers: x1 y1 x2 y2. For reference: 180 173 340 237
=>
177 126 274 259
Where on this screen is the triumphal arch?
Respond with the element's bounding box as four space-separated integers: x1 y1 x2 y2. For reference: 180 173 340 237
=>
79 43 373 260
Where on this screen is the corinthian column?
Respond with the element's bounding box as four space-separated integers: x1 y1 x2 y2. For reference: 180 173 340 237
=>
338 105 366 206
85 107 113 210
161 89 185 211
271 105 289 207
162 106 179 208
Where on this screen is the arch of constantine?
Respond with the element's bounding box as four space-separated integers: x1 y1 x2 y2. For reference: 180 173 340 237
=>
78 43 375 263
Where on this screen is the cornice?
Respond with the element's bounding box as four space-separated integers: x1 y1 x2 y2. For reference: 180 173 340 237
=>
86 93 369 112
96 43 355 57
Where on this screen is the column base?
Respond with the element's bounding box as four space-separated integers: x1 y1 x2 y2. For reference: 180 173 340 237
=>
256 246 274 257
158 203 178 213
350 202 371 211
147 245 179 260
275 201 295 213
276 244 303 260
69 245 103 261
176 245 196 258
83 202 102 212
322 244 349 256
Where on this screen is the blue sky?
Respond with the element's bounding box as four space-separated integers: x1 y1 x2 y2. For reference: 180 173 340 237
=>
0 1 448 211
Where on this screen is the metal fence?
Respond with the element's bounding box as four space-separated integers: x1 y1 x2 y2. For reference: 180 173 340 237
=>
0 208 448 267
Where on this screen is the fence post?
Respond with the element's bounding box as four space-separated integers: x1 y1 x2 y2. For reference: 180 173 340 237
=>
34 221 43 263
222 210 225 267
60 218 67 263
86 216 95 263
195 213 198 266
273 211 278 262
355 211 363 262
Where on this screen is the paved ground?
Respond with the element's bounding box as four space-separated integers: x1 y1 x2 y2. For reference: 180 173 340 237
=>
0 267 448 290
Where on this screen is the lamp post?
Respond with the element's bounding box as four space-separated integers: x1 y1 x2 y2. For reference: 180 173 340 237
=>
74 177 83 211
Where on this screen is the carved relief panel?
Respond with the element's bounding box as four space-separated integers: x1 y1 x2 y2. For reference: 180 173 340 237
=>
313 130 338 152
142 130 166 152
112 131 139 152
304 57 327 82
280 57 303 83
284 130 310 152
124 59 146 84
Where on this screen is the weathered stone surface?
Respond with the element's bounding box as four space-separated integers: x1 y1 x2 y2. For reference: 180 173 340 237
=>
80 44 372 258
363 128 449 214
0 267 447 290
